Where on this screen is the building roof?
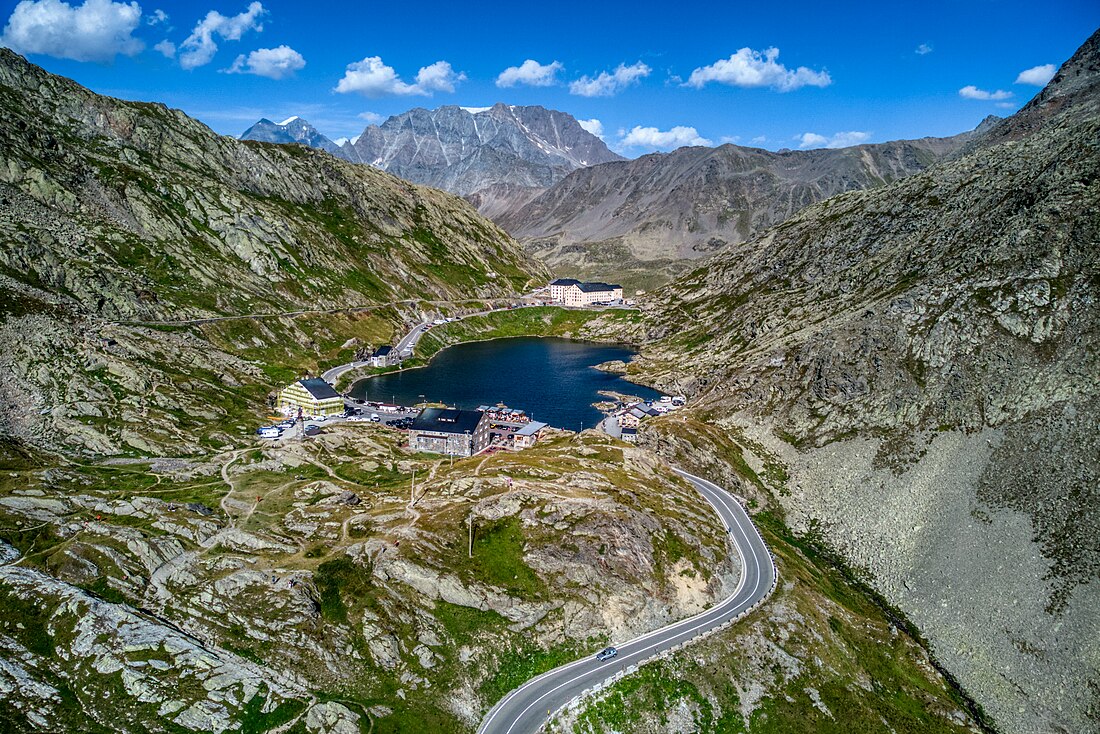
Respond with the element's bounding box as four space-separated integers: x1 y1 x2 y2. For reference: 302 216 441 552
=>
410 408 484 435
373 345 393 357
298 378 340 400
514 421 548 437
576 281 622 293
550 278 581 286
622 427 638 435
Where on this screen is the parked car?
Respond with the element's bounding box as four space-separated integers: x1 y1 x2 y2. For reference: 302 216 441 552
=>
370 414 381 423
595 647 618 661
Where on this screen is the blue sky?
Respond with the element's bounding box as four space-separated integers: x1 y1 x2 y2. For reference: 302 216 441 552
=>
1 0 1097 155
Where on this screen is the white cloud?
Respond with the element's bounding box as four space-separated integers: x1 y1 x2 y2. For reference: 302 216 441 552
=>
224 44 304 79
915 43 933 55
577 118 604 139
798 132 828 148
178 1 265 70
0 0 143 62
414 60 465 94
154 39 174 57
620 125 712 151
719 135 741 144
569 61 650 97
798 130 871 149
334 55 465 97
750 135 767 145
147 8 167 25
686 47 831 92
1015 63 1056 86
496 59 562 88
959 85 1012 101
358 111 384 123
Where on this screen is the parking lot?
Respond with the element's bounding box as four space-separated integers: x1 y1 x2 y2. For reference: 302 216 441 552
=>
256 403 421 441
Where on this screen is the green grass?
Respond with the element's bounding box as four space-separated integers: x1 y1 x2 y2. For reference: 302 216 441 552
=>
481 639 595 706
0 585 55 657
455 516 544 599
414 307 640 360
314 556 375 625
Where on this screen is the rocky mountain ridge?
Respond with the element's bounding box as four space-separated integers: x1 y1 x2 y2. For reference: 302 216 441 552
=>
501 127 989 290
0 47 543 324
240 103 624 218
634 27 1100 734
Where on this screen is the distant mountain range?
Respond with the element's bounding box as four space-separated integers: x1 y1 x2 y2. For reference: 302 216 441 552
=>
496 121 998 289
240 108 1001 290
240 104 623 218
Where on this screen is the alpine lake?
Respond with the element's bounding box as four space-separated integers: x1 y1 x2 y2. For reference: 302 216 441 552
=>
347 336 662 430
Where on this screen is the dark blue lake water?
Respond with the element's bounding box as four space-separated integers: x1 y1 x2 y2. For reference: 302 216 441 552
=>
347 337 662 430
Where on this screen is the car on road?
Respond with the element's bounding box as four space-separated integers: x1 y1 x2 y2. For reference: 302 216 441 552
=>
595 647 617 661
370 414 381 422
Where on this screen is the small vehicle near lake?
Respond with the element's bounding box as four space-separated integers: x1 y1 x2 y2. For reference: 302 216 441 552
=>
595 647 618 661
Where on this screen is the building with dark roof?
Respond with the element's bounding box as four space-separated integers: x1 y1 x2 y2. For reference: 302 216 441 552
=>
548 279 624 306
370 345 396 367
549 278 582 302
409 408 490 456
278 378 344 417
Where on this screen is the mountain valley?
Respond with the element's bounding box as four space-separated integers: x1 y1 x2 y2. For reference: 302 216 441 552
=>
0 19 1096 734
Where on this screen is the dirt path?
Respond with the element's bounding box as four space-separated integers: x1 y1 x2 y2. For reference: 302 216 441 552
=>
218 449 248 525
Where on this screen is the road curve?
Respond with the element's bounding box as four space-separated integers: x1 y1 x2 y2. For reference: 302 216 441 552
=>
477 469 777 734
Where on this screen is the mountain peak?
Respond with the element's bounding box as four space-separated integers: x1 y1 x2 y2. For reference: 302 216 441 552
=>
339 103 624 210
971 27 1100 147
239 116 344 156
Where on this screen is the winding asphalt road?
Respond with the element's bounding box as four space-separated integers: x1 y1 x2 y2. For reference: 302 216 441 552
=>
477 469 776 734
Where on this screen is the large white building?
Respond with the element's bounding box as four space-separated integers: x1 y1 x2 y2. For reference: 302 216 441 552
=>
549 278 623 306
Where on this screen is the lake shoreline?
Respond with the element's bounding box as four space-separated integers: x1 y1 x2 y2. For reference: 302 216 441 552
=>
347 336 662 430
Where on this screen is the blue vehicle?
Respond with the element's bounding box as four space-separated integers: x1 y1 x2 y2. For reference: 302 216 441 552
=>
595 646 617 661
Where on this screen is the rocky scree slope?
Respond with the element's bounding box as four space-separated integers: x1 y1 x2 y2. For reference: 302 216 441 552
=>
500 127 989 290
337 104 624 216
635 28 1100 734
0 49 544 324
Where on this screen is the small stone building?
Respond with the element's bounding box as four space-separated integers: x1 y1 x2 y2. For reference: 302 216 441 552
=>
408 408 491 457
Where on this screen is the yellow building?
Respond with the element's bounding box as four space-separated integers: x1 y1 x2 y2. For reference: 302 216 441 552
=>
277 378 344 417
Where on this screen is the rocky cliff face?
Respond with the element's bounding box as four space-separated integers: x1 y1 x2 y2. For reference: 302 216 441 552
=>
239 116 345 157
339 103 624 214
636 28 1100 734
500 130 984 290
0 49 543 323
